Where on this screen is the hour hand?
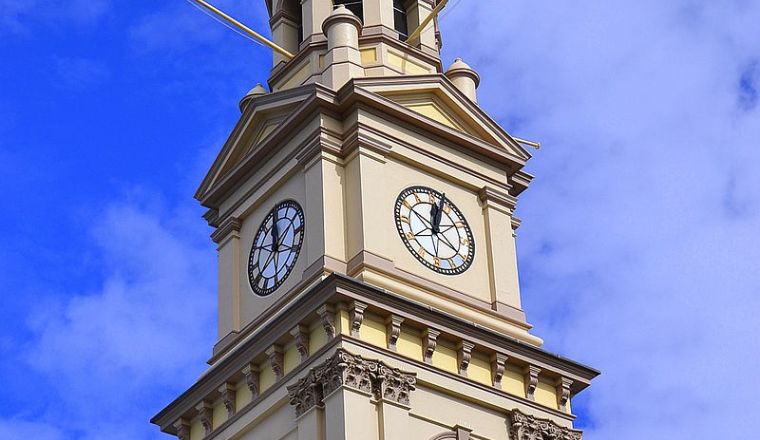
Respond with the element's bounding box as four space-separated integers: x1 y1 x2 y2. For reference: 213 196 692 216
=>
270 218 279 252
431 194 445 233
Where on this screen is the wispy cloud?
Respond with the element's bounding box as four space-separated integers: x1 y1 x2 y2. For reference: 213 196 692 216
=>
52 57 110 90
0 0 111 34
440 1 760 438
2 197 215 438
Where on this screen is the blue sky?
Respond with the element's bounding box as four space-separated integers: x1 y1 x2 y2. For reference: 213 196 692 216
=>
1 1 759 439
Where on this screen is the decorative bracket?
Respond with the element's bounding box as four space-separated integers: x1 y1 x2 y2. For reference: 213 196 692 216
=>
173 418 190 440
422 328 440 364
290 324 310 361
386 314 404 351
491 352 508 388
349 300 367 338
457 341 474 377
241 363 260 399
266 345 285 380
556 377 573 412
195 400 213 436
218 382 237 418
524 365 541 401
317 304 336 339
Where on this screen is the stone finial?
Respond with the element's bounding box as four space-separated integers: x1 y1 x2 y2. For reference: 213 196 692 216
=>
239 83 268 112
322 5 363 49
445 58 481 103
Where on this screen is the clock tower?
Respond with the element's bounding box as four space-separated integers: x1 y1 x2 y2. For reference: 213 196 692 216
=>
152 1 599 439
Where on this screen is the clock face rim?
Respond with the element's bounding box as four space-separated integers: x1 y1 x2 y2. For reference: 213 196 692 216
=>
394 186 475 275
247 199 305 297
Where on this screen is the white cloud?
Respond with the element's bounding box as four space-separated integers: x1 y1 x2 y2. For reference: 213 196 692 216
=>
12 199 216 438
0 0 110 33
440 1 760 438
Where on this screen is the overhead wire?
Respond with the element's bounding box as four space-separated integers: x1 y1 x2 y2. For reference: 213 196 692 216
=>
184 0 269 50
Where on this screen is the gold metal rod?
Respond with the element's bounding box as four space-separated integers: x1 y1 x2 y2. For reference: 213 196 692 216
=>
406 0 449 44
191 0 294 59
513 137 541 150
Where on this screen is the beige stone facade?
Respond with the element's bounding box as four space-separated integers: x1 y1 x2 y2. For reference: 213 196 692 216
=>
152 1 598 439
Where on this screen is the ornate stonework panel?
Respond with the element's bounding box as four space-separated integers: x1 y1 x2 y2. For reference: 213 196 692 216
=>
509 410 583 440
287 349 417 417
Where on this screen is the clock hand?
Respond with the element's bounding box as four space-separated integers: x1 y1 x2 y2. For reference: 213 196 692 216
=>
431 193 445 234
270 213 279 252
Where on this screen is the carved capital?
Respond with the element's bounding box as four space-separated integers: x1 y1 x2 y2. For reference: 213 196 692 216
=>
510 409 583 440
349 301 367 338
316 304 336 339
457 341 474 377
556 377 573 411
524 365 542 401
376 363 417 406
241 363 260 399
491 352 508 388
290 324 310 361
195 401 213 436
173 418 190 440
422 328 440 364
267 345 285 380
385 315 404 352
218 382 237 418
287 349 417 417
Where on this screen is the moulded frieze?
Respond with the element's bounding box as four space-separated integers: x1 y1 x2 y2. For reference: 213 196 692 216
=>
509 409 583 440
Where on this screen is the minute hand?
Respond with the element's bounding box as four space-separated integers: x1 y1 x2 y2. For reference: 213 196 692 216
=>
431 194 445 234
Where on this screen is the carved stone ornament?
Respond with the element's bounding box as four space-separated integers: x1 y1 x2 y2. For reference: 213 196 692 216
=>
491 353 508 388
457 341 474 377
556 377 573 411
173 418 190 440
241 363 260 399
290 324 310 361
287 349 417 417
267 345 285 380
422 328 440 364
218 382 237 418
386 315 404 352
509 409 583 440
524 365 541 401
349 301 367 338
317 304 336 339
195 401 213 436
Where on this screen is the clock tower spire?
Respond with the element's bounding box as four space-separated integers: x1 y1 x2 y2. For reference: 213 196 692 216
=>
152 2 598 439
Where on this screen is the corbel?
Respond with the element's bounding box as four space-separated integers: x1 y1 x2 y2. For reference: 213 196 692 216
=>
241 363 260 399
491 352 508 388
349 300 367 338
316 304 336 339
422 328 440 364
457 341 474 377
172 418 191 440
556 377 573 412
266 345 285 380
524 365 541 401
195 400 213 436
290 324 310 362
218 382 237 418
385 314 404 352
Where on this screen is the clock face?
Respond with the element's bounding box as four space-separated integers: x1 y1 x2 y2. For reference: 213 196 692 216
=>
248 200 305 297
394 186 475 275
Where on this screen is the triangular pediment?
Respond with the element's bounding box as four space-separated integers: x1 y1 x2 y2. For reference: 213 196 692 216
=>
195 90 311 203
355 76 532 162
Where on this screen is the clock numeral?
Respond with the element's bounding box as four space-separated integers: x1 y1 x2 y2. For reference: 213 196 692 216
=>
413 193 422 203
455 221 465 228
434 257 441 267
418 247 426 257
403 199 412 209
443 203 451 214
446 258 456 268
428 193 436 203
406 232 415 241
461 237 469 246
400 215 410 224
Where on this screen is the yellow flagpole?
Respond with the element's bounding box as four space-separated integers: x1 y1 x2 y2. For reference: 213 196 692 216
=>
190 0 294 59
406 0 449 44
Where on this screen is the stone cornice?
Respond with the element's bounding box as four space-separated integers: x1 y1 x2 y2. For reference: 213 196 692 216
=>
150 274 599 434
